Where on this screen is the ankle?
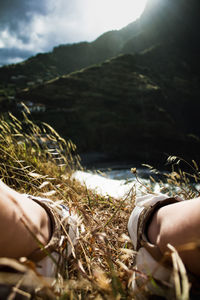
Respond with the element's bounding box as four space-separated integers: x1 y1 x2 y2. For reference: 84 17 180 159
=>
33 200 52 246
147 209 161 246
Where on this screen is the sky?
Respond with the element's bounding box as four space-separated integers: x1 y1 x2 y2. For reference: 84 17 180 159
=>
0 0 147 66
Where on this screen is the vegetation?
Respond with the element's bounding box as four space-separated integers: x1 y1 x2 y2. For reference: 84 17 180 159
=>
0 0 199 167
0 0 199 87
16 52 200 166
0 113 199 299
0 21 139 86
0 0 200 297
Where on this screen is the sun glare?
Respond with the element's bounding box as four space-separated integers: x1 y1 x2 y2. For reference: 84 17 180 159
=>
85 0 147 32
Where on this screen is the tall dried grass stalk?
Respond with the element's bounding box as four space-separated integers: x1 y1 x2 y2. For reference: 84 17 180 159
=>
0 112 199 299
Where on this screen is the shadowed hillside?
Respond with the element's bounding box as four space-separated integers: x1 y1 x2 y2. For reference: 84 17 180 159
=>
0 0 199 86
17 48 200 165
0 21 140 85
1 0 200 166
123 0 200 53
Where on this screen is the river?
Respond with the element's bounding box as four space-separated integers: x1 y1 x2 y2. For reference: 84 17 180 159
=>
72 167 171 200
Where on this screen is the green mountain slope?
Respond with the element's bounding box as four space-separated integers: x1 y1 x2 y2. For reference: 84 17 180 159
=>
1 0 200 87
0 20 140 85
17 48 200 164
2 0 200 165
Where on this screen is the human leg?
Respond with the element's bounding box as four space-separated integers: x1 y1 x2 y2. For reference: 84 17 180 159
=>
148 197 200 276
0 180 80 266
128 193 200 296
0 180 51 259
0 179 80 300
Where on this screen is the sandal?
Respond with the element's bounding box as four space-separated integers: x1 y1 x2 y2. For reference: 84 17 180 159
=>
26 195 81 278
128 193 182 297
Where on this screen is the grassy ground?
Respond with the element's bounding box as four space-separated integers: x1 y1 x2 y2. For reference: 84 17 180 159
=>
0 110 199 299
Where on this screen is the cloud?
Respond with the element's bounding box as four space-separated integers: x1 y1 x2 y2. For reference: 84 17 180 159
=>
0 0 48 34
0 47 34 66
0 0 87 63
0 0 87 48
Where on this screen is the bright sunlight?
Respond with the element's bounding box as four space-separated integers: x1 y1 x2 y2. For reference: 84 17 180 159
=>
84 0 147 32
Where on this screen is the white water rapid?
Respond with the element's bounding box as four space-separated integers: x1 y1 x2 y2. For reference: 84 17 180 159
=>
72 169 163 200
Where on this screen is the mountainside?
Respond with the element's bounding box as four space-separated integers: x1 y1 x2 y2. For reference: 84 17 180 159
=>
123 0 200 53
1 0 200 166
17 46 200 164
0 21 140 86
1 0 199 87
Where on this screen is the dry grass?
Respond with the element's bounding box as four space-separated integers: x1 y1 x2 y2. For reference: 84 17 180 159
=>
0 111 199 299
0 111 136 299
